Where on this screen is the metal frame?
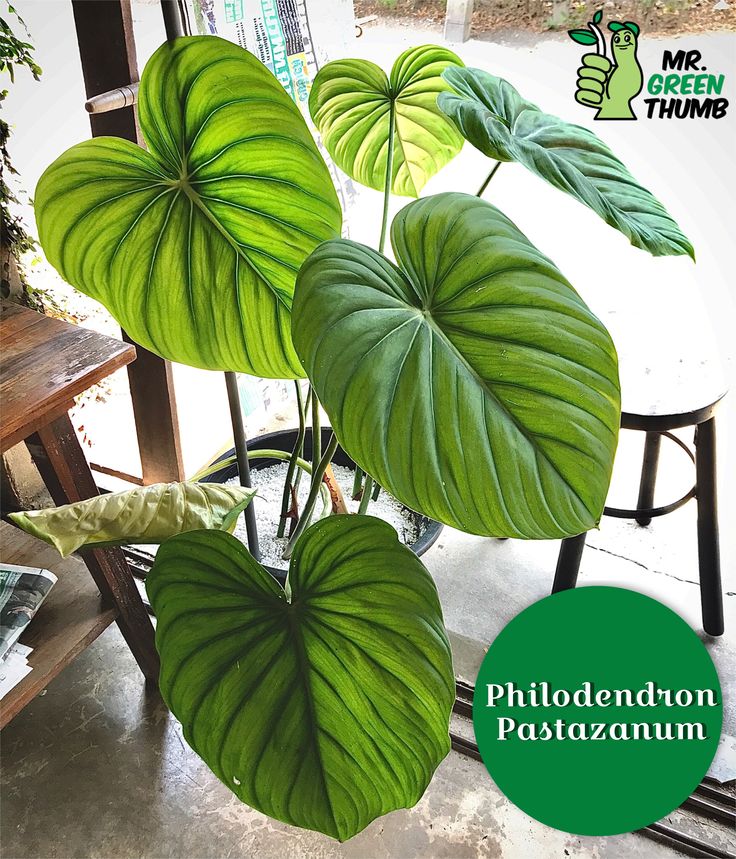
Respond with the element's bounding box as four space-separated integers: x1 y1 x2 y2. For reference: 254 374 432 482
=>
604 430 696 520
553 404 725 636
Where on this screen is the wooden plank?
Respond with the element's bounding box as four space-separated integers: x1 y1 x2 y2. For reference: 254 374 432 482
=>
0 300 136 454
27 413 160 683
0 522 117 729
71 0 185 484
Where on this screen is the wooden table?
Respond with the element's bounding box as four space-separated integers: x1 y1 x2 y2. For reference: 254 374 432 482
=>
1 300 159 727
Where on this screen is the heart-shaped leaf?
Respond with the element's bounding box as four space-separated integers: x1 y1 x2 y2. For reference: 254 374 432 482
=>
438 67 694 259
293 192 621 539
35 36 342 378
146 516 454 841
309 45 464 197
9 482 255 557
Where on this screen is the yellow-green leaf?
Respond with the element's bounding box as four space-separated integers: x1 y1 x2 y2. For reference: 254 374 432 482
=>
9 482 255 557
309 45 464 197
35 36 342 377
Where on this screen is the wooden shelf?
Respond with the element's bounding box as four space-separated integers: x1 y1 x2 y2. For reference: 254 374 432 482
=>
0 522 117 729
0 300 136 453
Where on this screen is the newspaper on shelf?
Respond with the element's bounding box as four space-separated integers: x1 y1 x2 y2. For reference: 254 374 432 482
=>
0 642 33 700
0 563 57 662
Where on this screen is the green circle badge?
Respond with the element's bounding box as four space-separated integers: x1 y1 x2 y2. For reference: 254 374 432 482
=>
473 587 722 835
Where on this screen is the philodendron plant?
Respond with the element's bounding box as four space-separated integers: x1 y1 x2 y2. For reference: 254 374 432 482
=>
19 34 692 841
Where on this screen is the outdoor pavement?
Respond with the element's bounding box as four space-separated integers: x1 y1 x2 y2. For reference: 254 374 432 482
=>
1 6 734 858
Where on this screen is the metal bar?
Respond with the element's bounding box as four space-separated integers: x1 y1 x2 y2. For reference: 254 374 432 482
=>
695 418 724 636
640 821 733 858
697 780 736 804
682 793 736 826
552 532 586 593
224 372 260 559
449 732 482 761
161 0 185 40
636 431 662 526
71 0 185 485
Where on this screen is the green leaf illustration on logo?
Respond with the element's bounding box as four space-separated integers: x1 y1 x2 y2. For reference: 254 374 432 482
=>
146 517 454 841
438 68 694 258
309 45 464 197
568 29 598 46
9 482 255 557
293 193 621 539
35 36 342 378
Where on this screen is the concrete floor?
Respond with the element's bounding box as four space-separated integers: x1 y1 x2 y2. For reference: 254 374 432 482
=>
2 427 734 858
0 620 706 859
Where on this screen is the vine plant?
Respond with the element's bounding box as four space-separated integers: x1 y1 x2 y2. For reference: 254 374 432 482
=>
16 35 692 841
1 4 45 310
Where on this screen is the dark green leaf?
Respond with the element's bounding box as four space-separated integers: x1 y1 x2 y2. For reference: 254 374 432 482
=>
309 45 464 197
35 36 342 377
293 192 621 539
569 29 598 45
593 10 603 24
146 516 454 841
438 68 694 259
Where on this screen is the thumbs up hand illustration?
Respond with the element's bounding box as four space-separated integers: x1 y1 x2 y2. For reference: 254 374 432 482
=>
575 53 612 109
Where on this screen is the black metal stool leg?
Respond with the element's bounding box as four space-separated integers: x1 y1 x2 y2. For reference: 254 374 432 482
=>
695 418 724 636
636 431 662 526
552 532 587 593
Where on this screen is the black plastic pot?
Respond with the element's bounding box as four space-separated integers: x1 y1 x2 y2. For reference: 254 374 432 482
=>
201 427 442 580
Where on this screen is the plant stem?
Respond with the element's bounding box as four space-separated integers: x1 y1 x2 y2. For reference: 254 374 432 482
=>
310 387 321 485
351 465 364 500
358 476 374 514
293 387 310 495
194 448 330 528
277 381 306 538
224 371 259 559
283 433 339 558
476 161 502 198
378 101 396 255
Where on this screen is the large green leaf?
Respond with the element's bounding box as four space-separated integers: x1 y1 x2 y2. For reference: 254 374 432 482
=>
438 67 694 259
309 45 464 197
293 192 621 539
35 36 342 377
146 516 453 841
9 482 255 557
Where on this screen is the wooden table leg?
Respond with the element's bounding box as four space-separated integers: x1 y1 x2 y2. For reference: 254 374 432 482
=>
26 412 160 682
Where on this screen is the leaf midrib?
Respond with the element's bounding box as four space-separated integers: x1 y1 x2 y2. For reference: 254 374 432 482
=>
286 607 340 839
423 313 597 518
180 179 292 311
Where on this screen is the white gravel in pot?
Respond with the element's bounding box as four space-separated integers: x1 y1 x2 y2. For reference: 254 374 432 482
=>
226 462 423 569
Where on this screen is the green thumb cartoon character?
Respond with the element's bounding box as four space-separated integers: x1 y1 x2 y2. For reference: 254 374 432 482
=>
569 13 643 120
